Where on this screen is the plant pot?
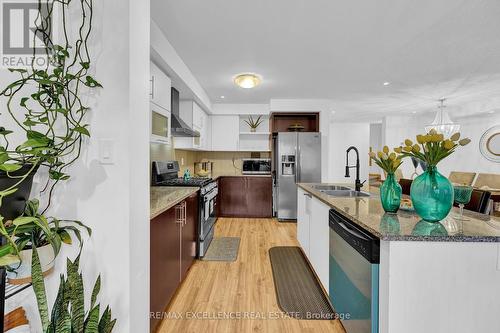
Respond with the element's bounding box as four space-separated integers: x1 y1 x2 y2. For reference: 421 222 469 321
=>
0 164 38 220
410 166 454 222
380 173 402 213
7 244 55 285
250 128 257 132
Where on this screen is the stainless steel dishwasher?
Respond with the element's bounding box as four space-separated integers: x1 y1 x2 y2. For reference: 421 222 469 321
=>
329 209 380 333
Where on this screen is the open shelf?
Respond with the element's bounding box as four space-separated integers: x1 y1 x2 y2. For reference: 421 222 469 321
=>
239 132 271 135
238 115 271 151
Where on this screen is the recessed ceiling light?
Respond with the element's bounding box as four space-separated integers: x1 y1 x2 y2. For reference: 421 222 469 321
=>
220 95 225 99
234 73 262 89
383 82 391 86
412 111 417 114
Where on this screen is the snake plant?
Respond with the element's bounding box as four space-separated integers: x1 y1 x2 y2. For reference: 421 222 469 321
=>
31 247 116 333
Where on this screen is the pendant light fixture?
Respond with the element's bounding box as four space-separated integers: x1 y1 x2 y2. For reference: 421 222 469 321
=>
425 98 460 137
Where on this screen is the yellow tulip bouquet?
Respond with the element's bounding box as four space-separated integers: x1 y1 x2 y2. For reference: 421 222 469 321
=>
396 129 471 166
369 146 403 174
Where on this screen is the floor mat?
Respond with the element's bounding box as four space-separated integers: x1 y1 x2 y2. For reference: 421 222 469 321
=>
269 246 335 320
202 237 240 262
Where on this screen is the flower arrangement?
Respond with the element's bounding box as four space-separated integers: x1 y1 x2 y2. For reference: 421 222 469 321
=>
369 146 403 174
369 146 404 213
396 129 471 167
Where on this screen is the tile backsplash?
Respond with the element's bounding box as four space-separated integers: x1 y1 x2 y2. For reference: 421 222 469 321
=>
175 150 271 178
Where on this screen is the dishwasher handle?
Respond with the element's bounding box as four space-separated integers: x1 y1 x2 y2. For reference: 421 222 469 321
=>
329 209 380 263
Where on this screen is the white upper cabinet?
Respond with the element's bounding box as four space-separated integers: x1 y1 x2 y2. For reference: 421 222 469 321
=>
150 61 171 112
174 100 211 151
211 115 239 151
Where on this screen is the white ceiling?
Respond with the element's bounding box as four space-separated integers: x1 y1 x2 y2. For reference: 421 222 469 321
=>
152 0 500 119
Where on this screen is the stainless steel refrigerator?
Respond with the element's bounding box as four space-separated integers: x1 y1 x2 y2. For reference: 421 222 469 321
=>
273 132 322 220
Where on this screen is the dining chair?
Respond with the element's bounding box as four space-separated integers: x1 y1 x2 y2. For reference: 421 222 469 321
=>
474 173 500 190
449 172 476 186
399 178 412 196
453 189 492 214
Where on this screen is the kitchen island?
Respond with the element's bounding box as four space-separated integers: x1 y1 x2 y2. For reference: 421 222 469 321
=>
298 183 500 333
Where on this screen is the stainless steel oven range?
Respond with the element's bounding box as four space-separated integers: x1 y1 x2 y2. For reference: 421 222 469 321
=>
152 161 218 258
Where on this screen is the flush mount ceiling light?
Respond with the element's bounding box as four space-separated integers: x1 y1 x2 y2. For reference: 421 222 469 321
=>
233 73 261 89
425 98 460 138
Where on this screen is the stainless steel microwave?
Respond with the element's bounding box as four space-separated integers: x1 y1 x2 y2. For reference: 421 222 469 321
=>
242 158 272 175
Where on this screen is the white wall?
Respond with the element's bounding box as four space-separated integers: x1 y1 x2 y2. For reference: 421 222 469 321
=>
1 1 150 332
329 123 370 184
370 123 383 174
212 103 269 115
383 113 500 179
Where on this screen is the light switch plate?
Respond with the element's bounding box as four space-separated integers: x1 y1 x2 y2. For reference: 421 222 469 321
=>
99 139 114 165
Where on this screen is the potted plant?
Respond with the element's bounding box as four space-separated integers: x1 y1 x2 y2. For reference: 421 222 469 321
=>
0 199 90 283
369 146 403 213
31 247 116 333
244 115 264 132
397 130 471 222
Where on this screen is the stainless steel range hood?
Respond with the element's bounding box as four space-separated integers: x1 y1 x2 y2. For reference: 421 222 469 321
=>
170 87 200 137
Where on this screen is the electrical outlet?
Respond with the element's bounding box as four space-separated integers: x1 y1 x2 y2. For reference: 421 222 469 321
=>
181 157 185 166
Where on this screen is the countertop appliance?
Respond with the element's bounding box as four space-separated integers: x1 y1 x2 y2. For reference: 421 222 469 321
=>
242 158 271 175
329 209 380 333
273 132 321 220
194 160 213 178
152 161 218 257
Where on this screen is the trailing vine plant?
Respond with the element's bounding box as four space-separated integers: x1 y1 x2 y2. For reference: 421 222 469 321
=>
0 0 101 213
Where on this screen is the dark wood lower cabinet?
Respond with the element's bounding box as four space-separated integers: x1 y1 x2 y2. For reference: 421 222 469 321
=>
218 176 272 218
150 192 199 332
218 176 247 217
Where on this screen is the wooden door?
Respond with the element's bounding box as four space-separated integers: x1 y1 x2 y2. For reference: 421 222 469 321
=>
218 177 247 216
150 207 179 332
181 193 198 280
246 177 273 217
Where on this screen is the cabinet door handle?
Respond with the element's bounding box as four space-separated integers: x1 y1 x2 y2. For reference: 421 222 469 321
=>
150 76 155 99
175 202 184 225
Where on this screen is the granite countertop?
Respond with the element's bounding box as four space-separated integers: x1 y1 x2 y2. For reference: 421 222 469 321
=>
150 187 199 219
299 183 500 243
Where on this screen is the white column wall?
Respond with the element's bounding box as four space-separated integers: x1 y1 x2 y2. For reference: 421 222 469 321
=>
1 0 150 331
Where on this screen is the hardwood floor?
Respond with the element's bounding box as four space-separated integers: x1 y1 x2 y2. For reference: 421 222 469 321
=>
157 218 346 333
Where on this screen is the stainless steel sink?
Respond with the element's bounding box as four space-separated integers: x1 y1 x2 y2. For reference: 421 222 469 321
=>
321 190 370 197
312 185 351 191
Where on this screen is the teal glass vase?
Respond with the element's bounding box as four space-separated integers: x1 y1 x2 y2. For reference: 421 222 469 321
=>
380 173 402 213
410 166 454 222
